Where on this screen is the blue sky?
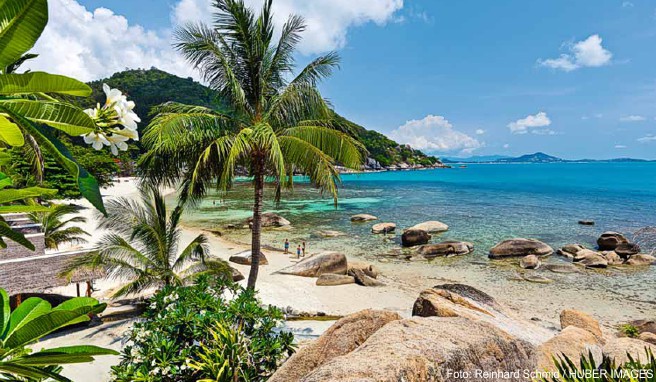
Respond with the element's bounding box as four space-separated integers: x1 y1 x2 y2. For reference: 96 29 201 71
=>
35 0 656 159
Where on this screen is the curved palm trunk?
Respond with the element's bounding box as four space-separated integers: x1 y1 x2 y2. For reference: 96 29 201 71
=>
247 157 265 289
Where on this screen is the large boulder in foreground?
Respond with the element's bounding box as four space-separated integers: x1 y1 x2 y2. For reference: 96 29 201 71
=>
602 337 656 364
268 310 401 382
301 317 536 382
277 252 347 277
246 212 290 228
417 241 474 258
489 238 553 259
371 222 396 234
560 309 603 340
536 326 602 372
597 231 628 250
408 221 449 233
228 250 268 266
401 229 431 247
350 214 378 222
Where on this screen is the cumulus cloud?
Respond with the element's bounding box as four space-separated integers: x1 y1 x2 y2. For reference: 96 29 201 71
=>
388 115 484 154
620 115 646 122
172 0 404 55
475 129 486 135
638 134 656 143
539 35 612 72
508 112 552 135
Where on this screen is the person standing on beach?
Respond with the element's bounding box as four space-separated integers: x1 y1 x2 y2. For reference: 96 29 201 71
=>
302 241 306 257
284 239 290 254
296 245 302 258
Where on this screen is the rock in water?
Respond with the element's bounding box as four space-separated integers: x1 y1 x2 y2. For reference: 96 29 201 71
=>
520 255 541 269
312 230 345 238
573 249 608 268
300 317 537 382
625 254 656 266
417 241 474 258
350 214 378 222
536 327 603 373
246 212 290 228
268 310 401 382
228 250 268 266
277 252 347 277
401 229 431 247
578 220 595 226
597 231 628 250
489 238 554 259
371 222 396 234
560 309 603 340
407 221 449 233
316 274 356 286
601 251 624 265
615 243 641 258
558 244 586 258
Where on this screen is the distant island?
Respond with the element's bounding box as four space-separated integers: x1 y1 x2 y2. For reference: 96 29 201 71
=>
442 152 654 164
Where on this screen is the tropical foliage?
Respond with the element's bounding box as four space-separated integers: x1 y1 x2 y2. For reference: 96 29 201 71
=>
540 350 656 381
110 278 294 382
140 0 366 289
28 204 88 250
61 187 231 297
0 289 118 381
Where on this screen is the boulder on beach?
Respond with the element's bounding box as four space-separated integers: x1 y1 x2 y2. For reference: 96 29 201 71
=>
228 250 268 266
277 252 347 277
231 268 244 282
624 253 656 266
560 309 603 340
573 249 608 268
597 231 628 250
246 212 290 228
489 238 553 259
348 268 385 287
417 241 474 258
536 326 602 373
407 221 449 233
268 310 401 382
639 332 656 345
628 319 656 335
299 317 537 382
371 222 396 234
602 337 656 364
615 243 641 258
350 214 378 222
347 261 379 279
558 244 585 259
316 274 356 286
401 229 431 247
520 255 541 269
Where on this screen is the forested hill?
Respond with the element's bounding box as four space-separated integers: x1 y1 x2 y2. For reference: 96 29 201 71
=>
86 68 442 169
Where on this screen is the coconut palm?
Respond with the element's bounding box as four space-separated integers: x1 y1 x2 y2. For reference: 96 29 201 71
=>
139 0 366 289
61 187 231 297
28 204 89 250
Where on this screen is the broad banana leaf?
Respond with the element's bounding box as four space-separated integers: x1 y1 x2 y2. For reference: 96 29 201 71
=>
0 186 56 204
0 205 52 213
0 100 96 136
10 345 118 366
0 0 48 70
0 115 24 146
0 72 91 97
4 310 92 348
4 297 51 339
0 171 11 188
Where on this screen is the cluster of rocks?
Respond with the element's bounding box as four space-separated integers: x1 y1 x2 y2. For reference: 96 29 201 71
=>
556 232 655 268
269 284 656 381
275 252 384 287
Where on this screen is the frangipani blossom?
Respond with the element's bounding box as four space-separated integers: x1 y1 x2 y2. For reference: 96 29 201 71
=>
115 103 141 131
83 132 110 150
107 133 129 155
103 83 124 107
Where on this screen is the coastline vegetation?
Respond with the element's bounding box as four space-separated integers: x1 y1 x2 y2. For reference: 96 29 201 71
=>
27 204 89 250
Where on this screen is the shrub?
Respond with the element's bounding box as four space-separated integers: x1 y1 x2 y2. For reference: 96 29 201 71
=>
110 277 295 381
619 324 640 338
540 350 656 382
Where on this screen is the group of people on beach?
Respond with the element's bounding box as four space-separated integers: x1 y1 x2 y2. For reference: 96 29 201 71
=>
283 239 305 258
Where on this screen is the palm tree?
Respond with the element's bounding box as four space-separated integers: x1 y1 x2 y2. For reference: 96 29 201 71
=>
139 0 366 289
62 186 231 297
28 204 89 250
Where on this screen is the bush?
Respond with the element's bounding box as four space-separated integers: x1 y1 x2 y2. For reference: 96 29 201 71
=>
540 350 655 381
619 324 640 338
110 277 295 381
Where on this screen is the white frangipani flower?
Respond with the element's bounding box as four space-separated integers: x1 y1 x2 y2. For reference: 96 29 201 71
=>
103 83 123 106
114 103 141 131
107 134 129 155
83 132 109 150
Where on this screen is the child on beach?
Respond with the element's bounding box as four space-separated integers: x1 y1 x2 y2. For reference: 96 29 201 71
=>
284 239 290 254
296 245 302 258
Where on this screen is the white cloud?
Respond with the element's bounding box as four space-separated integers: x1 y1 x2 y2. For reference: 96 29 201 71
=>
503 144 510 149
388 115 484 154
539 35 612 72
620 115 646 122
172 0 404 55
508 112 552 135
28 0 193 82
475 129 486 135
638 134 656 143
615 144 627 149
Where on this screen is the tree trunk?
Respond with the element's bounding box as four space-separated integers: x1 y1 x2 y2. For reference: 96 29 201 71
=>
247 156 265 290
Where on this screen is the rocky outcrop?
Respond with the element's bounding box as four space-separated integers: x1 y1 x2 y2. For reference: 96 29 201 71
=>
628 319 656 335
268 310 401 382
228 250 268 266
639 332 656 345
371 222 396 234
277 252 347 277
348 268 384 287
401 229 431 247
520 255 541 269
300 317 537 382
407 221 449 233
350 214 378 222
573 249 608 268
246 212 290 228
615 243 641 258
489 238 554 259
417 241 474 258
316 274 356 286
602 337 656 364
601 251 624 265
624 253 656 266
560 309 603 340
347 261 379 279
536 326 602 372
597 232 628 250
557 244 585 259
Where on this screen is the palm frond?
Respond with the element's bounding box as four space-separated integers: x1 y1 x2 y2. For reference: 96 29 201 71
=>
283 125 366 169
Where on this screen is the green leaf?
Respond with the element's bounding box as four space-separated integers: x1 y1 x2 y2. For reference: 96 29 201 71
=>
0 220 34 250
0 0 48 70
13 345 118 365
0 205 51 213
0 186 56 203
4 310 91 348
0 100 96 136
0 171 12 189
0 288 9 338
0 72 91 97
5 297 51 339
0 107 106 215
0 363 72 382
0 114 24 146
